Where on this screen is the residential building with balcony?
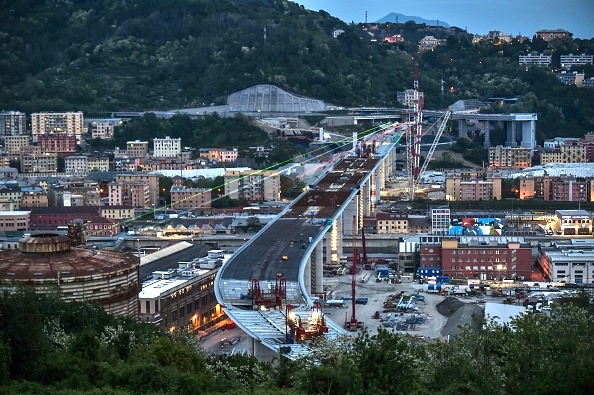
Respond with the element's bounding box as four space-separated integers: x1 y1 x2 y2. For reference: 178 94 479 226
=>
560 53 593 69
65 156 88 177
38 135 77 157
518 54 552 66
0 111 27 137
224 170 280 202
396 89 424 108
540 142 587 164
30 111 84 143
556 71 585 87
114 174 159 208
489 145 532 169
445 170 502 201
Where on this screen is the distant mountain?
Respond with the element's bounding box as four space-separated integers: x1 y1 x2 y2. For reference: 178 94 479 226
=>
375 12 450 27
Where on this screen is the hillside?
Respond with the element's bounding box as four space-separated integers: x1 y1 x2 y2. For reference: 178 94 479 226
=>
1 0 593 140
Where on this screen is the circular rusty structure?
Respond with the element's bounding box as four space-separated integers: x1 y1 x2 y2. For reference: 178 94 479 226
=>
19 234 71 253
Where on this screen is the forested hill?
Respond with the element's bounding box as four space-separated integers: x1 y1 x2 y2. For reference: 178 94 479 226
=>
1 0 593 139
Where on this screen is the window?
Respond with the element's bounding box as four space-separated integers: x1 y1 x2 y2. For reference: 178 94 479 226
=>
145 301 150 314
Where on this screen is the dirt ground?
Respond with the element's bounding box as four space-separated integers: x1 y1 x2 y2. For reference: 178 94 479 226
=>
323 271 483 340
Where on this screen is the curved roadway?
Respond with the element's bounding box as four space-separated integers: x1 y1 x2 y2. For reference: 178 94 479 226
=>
214 129 402 359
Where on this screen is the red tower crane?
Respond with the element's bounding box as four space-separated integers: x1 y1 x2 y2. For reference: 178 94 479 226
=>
345 246 360 331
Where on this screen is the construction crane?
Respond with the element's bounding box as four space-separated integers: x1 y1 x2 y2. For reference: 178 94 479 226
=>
406 63 423 201
345 245 360 331
405 64 451 200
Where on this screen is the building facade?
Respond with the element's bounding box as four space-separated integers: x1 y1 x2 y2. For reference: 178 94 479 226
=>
536 29 571 41
139 267 223 332
4 135 30 157
38 135 77 157
518 54 552 66
153 136 181 158
90 120 118 140
170 186 211 210
445 170 502 201
0 211 30 232
0 111 27 137
489 146 532 169
435 236 533 281
560 53 593 69
127 140 149 158
224 170 280 202
30 111 84 143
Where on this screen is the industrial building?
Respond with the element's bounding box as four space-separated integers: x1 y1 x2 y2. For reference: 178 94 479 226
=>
0 233 140 318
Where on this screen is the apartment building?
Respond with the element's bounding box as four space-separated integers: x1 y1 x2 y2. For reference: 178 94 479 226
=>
0 186 23 209
38 135 77 157
127 140 149 158
396 89 424 108
224 170 280 202
430 206 451 235
540 142 586 164
100 205 135 221
87 157 109 172
0 111 27 137
114 174 159 208
489 145 532 169
109 181 149 208
90 120 118 140
560 53 593 69
4 135 30 157
30 111 84 143
0 210 30 232
199 148 239 163
445 170 502 201
153 136 181 158
170 186 211 210
518 53 552 66
65 156 88 177
21 187 48 208
536 29 571 41
48 183 101 207
20 150 58 174
556 71 585 87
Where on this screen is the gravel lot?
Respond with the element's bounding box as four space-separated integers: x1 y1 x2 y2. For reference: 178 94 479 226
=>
324 271 481 340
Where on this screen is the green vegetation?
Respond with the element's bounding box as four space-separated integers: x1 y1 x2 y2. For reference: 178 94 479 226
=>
1 0 592 142
1 288 593 394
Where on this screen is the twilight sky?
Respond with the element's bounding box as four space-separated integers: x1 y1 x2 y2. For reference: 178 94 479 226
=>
293 0 594 39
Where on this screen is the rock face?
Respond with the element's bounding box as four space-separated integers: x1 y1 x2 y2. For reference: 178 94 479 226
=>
437 297 483 337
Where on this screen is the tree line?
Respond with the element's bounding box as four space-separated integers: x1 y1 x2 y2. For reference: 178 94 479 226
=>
1 287 592 394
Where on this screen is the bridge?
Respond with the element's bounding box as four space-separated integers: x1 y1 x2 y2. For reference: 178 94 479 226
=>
214 127 403 360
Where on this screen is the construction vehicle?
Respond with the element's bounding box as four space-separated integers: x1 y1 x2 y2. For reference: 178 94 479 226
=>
287 302 328 342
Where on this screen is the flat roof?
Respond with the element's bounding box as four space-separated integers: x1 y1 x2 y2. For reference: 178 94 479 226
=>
0 211 31 216
139 269 211 299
